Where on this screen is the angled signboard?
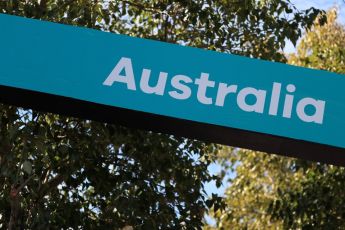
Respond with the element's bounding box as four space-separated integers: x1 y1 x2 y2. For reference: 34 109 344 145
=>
0 14 344 165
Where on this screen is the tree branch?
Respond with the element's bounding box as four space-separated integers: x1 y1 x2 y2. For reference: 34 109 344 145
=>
8 174 35 230
120 0 170 16
38 174 64 197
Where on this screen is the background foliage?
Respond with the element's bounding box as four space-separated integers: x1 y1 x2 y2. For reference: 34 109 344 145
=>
0 0 324 229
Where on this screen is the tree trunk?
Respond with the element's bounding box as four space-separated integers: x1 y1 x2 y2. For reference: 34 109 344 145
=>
8 186 20 230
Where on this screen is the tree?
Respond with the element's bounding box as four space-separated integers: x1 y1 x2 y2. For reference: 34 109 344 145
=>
270 9 345 229
205 148 301 229
289 8 345 73
0 0 323 229
208 9 345 230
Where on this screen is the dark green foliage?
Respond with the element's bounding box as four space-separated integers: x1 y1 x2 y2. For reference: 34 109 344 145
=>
0 106 218 229
1 0 324 61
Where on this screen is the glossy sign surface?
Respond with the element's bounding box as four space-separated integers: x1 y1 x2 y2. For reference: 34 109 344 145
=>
0 14 344 159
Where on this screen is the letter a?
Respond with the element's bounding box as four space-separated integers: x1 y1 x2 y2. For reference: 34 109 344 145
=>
237 87 266 113
103 57 136 90
296 98 325 124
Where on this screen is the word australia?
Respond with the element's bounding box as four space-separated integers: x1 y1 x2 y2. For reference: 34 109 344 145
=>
103 57 326 124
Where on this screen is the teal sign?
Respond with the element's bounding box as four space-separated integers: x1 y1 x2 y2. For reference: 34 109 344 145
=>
0 14 344 161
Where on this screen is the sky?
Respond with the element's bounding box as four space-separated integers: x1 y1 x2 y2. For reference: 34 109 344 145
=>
204 0 345 224
284 0 345 53
291 0 345 24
